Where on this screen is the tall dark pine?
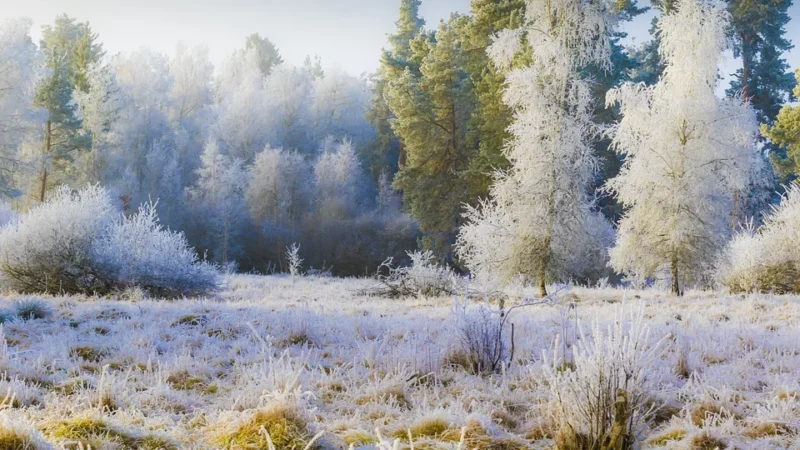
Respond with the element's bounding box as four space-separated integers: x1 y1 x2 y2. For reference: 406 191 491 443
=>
363 0 425 183
726 0 795 179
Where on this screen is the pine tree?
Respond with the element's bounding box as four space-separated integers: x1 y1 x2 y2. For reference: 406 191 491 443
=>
363 0 425 183
460 0 527 201
607 0 764 295
35 15 103 202
387 18 476 260
726 0 796 179
244 33 283 76
762 70 800 173
457 0 618 296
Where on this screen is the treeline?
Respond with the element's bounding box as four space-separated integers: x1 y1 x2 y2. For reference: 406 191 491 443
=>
0 0 796 287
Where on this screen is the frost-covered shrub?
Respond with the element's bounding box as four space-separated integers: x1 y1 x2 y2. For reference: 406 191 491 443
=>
451 299 506 374
0 185 116 294
544 308 664 449
284 243 303 277
0 185 218 296
367 250 459 298
718 184 800 294
93 201 219 297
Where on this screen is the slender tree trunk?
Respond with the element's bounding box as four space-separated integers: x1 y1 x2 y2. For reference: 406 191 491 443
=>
740 33 753 101
670 252 682 297
40 120 51 203
538 265 548 298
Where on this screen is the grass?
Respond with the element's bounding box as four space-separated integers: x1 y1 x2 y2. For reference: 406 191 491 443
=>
51 417 176 450
215 404 320 450
0 427 45 450
0 275 796 448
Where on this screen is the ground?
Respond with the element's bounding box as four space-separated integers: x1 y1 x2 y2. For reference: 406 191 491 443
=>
0 275 795 449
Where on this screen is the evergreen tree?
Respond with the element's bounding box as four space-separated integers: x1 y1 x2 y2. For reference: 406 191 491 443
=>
460 0 527 201
726 0 795 179
387 18 476 260
244 33 283 76
762 70 800 173
457 0 619 296
35 15 103 201
363 0 425 183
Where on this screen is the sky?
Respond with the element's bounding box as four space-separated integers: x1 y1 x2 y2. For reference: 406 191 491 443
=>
1 0 799 81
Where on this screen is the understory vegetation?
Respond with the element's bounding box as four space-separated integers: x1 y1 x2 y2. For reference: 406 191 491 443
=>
0 275 794 449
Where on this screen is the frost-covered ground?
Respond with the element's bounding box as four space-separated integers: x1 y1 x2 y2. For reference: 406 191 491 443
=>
0 275 796 449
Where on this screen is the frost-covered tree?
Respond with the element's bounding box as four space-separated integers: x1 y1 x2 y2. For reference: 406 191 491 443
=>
246 145 311 243
0 19 43 199
311 66 372 148
244 33 283 76
456 0 617 296
606 0 763 295
185 141 248 266
168 43 214 180
263 64 313 152
214 48 270 162
72 64 122 187
313 138 364 221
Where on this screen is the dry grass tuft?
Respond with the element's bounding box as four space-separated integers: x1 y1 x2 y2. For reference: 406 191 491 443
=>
215 404 320 450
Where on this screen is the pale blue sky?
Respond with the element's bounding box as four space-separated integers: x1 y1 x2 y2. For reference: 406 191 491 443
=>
1 0 798 82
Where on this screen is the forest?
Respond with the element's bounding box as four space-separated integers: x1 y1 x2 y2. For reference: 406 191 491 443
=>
0 0 797 297
0 1 797 449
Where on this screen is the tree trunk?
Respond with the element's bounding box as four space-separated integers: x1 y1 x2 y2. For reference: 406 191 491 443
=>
539 270 547 298
741 33 753 101
670 253 682 297
39 120 51 203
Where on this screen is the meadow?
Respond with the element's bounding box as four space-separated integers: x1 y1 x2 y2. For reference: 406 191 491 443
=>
0 275 793 449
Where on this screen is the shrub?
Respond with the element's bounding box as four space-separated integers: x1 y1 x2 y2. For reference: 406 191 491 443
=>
93 201 219 297
365 250 459 298
0 185 218 297
0 185 116 294
718 184 800 293
451 300 506 374
544 308 664 450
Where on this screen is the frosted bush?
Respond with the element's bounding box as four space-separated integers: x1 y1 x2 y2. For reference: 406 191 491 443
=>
93 201 219 297
0 185 218 296
366 250 459 298
285 242 303 277
544 307 665 449
0 185 116 294
451 299 506 374
718 183 800 293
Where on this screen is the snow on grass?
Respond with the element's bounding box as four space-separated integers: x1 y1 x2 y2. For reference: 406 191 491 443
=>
0 275 794 448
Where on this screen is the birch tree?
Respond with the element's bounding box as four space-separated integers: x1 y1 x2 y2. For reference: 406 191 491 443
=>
456 0 617 296
606 0 763 295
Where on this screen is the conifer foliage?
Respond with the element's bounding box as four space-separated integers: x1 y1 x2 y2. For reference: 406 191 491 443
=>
456 0 617 296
